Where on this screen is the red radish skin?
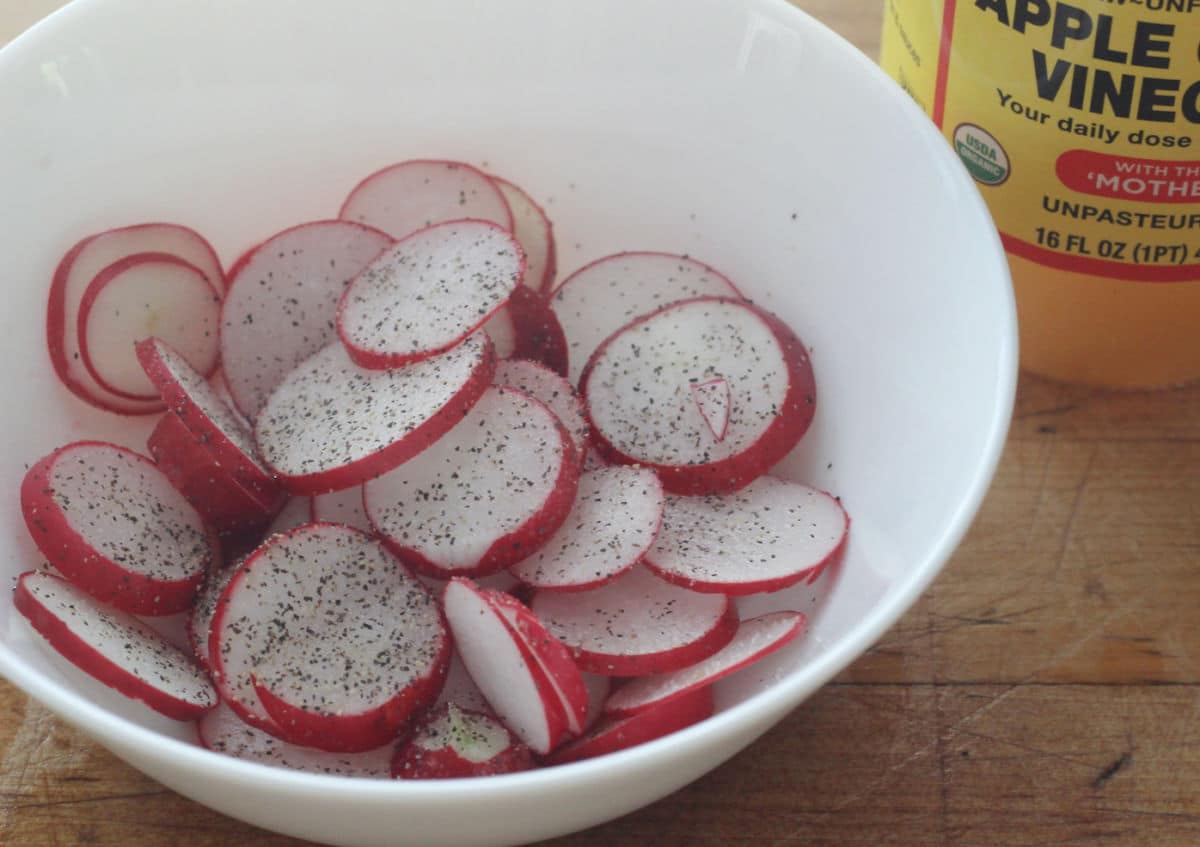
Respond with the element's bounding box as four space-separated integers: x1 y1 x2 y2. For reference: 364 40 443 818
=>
14 571 217 721
493 358 588 461
500 286 569 377
604 611 806 717
508 467 663 592
47 223 224 415
364 386 579 578
690 377 731 442
21 441 217 616
337 220 524 369
581 297 816 496
211 524 449 752
77 252 222 402
544 684 714 766
391 703 534 779
442 578 569 755
550 252 742 386
219 220 393 419
644 478 849 596
138 338 282 504
198 702 392 778
531 566 738 676
490 176 556 294
187 564 238 671
339 159 514 238
254 334 496 495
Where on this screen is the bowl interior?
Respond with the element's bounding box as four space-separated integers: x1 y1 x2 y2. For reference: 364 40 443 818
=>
0 0 1015 844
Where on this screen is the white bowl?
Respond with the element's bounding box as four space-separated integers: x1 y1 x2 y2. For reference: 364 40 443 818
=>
0 1 1016 844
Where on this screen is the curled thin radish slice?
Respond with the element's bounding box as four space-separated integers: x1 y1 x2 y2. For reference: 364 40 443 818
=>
582 297 816 496
604 611 806 717
211 525 448 750
493 358 588 460
220 220 393 419
310 487 371 532
491 176 556 294
365 385 578 578
198 702 391 778
21 441 216 616
47 223 223 414
550 252 741 386
138 338 281 504
14 571 217 721
187 564 238 671
337 220 523 369
508 467 663 592
644 477 848 595
690 378 731 442
544 685 713 767
78 253 221 401
442 578 568 755
392 703 534 779
254 333 494 495
530 566 737 676
339 159 514 238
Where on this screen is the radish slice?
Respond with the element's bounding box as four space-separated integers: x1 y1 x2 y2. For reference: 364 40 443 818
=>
20 441 217 616
581 673 611 733
442 578 568 755
364 385 579 578
690 378 731 442
78 252 221 401
508 467 663 592
198 702 391 778
493 358 589 461
644 477 848 595
337 220 524 369
530 566 737 676
47 223 224 415
220 220 393 419
147 412 281 532
138 338 282 504
604 611 806 717
310 487 371 532
582 297 816 496
433 652 493 714
339 159 514 238
212 524 449 751
254 333 495 495
490 176 556 294
392 703 534 779
484 286 569 377
187 564 238 671
14 571 217 721
544 685 713 767
263 496 312 537
550 252 741 386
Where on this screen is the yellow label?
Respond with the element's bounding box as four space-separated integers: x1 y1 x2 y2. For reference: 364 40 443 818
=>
882 0 1200 282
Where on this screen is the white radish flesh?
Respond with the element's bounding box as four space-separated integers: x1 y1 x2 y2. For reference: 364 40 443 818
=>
690 378 731 442
491 176 556 293
263 496 313 537
493 358 589 461
187 564 238 671
310 487 371 532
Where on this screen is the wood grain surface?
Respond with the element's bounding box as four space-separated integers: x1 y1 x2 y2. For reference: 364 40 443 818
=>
3 2 1200 845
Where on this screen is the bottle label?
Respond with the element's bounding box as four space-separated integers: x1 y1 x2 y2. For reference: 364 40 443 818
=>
881 0 1200 282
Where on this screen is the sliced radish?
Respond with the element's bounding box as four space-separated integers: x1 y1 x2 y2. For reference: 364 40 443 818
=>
442 578 568 755
582 297 816 496
147 412 281 532
484 286 569 377
644 477 848 595
490 176 556 294
198 702 391 778
433 651 493 714
544 685 713 767
508 467 663 592
391 703 534 779
337 220 523 369
47 223 224 415
581 673 611 733
364 385 579 578
220 220 393 419
263 496 312 537
14 571 217 721
604 611 806 717
254 333 495 495
339 159 514 238
493 358 589 461
550 252 741 386
77 252 221 401
310 487 371 533
530 566 737 676
21 441 217 615
211 524 448 752
187 563 238 671
690 378 731 442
